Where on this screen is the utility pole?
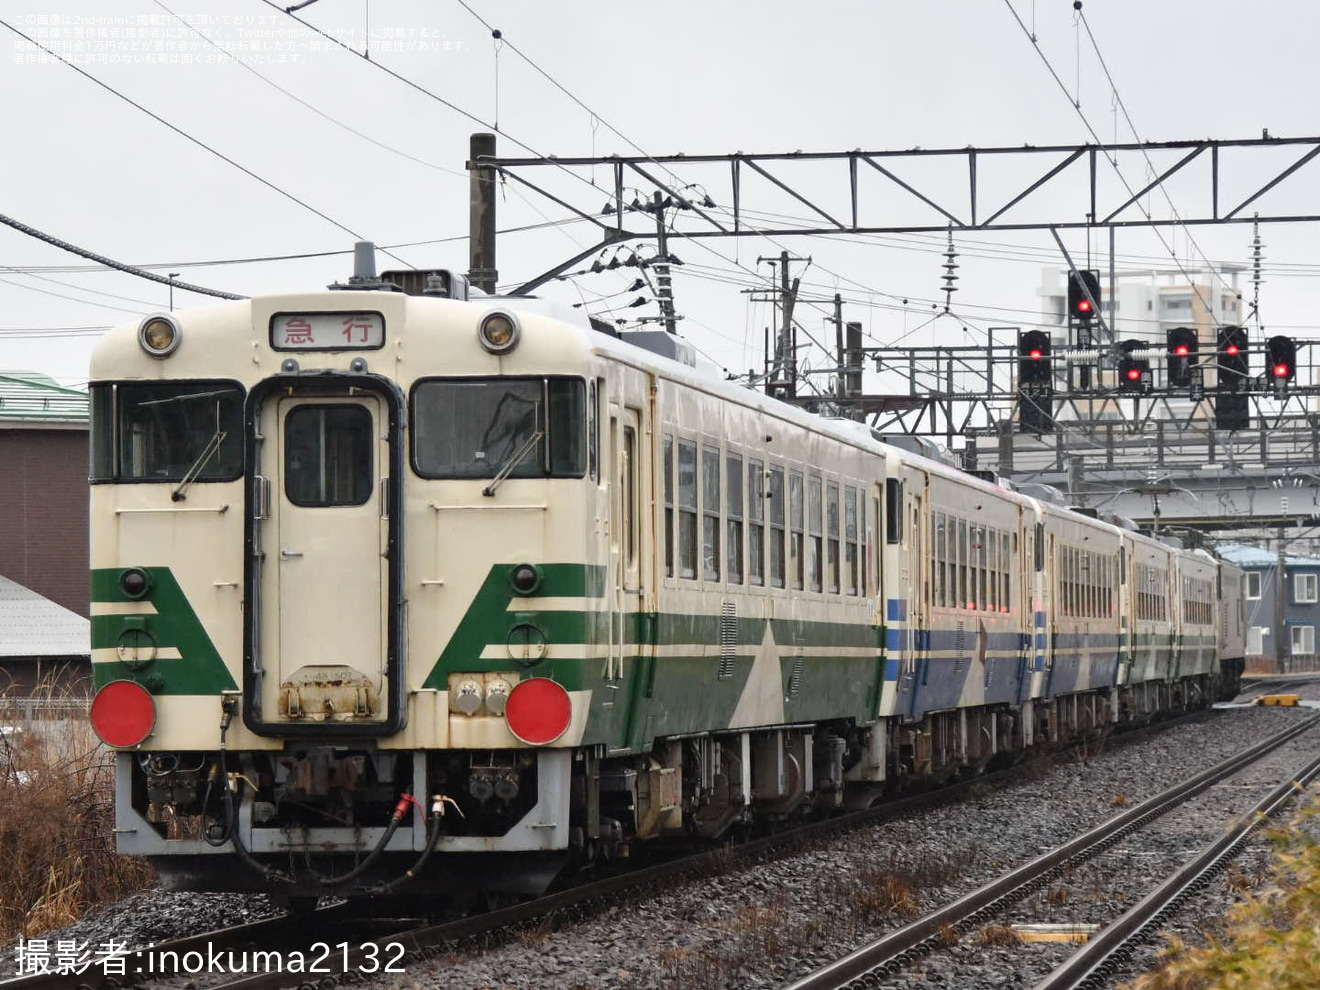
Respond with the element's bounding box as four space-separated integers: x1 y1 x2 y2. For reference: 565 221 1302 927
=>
755 250 806 400
468 132 498 293
832 293 845 399
1275 527 1290 673
650 192 678 334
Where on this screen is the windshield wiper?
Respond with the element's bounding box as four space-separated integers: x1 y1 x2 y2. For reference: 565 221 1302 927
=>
170 428 228 502
482 430 543 498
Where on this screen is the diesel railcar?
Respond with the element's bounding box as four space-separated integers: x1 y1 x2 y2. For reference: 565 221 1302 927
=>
86 250 1245 901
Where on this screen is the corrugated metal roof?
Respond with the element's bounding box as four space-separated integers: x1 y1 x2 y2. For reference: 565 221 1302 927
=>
0 575 89 657
1217 543 1320 569
0 371 88 423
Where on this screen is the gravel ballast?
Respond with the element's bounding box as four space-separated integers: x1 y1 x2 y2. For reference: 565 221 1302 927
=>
11 692 1316 990
376 705 1314 990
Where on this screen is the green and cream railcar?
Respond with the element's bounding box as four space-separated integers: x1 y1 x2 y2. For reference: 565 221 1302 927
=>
87 261 1244 898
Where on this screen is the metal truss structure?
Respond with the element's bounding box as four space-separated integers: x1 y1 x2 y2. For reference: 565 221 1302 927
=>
472 134 1320 540
483 136 1320 293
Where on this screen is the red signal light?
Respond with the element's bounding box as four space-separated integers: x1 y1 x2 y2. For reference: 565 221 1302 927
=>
1029 349 1043 359
1174 345 1189 356
1126 368 1141 381
1274 363 1291 379
1226 344 1240 355
1076 299 1092 313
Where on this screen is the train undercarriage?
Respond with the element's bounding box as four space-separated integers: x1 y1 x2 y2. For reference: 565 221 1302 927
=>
127 659 1242 901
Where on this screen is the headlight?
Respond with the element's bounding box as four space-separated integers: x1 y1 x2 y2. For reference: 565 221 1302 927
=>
138 314 182 358
478 311 520 354
453 678 483 716
485 677 512 715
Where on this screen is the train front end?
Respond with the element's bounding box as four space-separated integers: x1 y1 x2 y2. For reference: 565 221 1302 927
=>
89 276 607 900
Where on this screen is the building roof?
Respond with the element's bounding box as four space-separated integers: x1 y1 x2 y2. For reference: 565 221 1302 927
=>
0 372 88 425
0 575 89 657
1217 544 1320 569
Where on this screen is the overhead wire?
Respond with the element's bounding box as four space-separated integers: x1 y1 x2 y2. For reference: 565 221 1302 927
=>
149 0 468 180
999 0 1235 328
0 17 412 271
0 215 598 275
0 210 243 300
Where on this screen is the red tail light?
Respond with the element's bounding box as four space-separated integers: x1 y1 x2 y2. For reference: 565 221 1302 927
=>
504 678 572 746
90 680 156 748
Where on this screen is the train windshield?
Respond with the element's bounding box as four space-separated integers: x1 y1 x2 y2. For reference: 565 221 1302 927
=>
90 381 244 483
412 377 586 479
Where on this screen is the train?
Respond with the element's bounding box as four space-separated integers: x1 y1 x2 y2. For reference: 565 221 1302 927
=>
87 246 1246 905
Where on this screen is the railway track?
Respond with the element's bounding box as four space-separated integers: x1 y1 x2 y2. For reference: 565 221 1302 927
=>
1030 747 1320 990
0 709 1254 990
781 713 1320 990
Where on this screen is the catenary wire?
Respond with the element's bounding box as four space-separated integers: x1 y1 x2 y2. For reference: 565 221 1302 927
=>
0 18 411 271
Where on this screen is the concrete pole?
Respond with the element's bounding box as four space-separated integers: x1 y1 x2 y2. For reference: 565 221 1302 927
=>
1276 528 1290 673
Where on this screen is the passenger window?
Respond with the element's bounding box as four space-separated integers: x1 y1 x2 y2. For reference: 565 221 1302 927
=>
769 467 786 588
702 445 721 581
790 472 805 590
748 459 765 587
726 453 744 584
663 435 674 578
678 440 698 579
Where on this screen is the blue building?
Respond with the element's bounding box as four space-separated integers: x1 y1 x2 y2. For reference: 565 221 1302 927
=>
1218 544 1320 671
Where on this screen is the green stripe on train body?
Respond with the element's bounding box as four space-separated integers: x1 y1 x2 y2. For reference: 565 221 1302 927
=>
423 563 883 751
90 567 238 694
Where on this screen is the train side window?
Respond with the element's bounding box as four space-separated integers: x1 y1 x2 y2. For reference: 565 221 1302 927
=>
663 435 674 578
885 479 902 544
284 404 373 507
1033 523 1045 571
844 485 858 596
790 471 805 590
623 425 637 574
807 475 823 593
701 445 721 581
89 385 115 481
726 452 744 584
748 459 765 586
977 525 988 611
827 483 841 594
1000 533 1010 610
678 440 698 579
957 517 969 608
934 513 947 607
988 526 999 611
768 466 786 588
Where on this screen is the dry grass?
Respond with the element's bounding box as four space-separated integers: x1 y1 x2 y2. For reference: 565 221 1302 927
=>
1112 792 1132 807
976 923 1021 946
0 686 153 940
1125 801 1320 990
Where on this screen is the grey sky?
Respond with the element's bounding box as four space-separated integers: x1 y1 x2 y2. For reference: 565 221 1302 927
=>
4 0 1320 387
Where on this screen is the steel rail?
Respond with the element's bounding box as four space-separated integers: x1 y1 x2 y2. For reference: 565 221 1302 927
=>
1032 749 1320 990
0 709 1229 990
781 714 1320 990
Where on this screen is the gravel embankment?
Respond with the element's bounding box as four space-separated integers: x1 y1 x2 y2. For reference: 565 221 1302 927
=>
374 705 1313 990
887 722 1320 989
